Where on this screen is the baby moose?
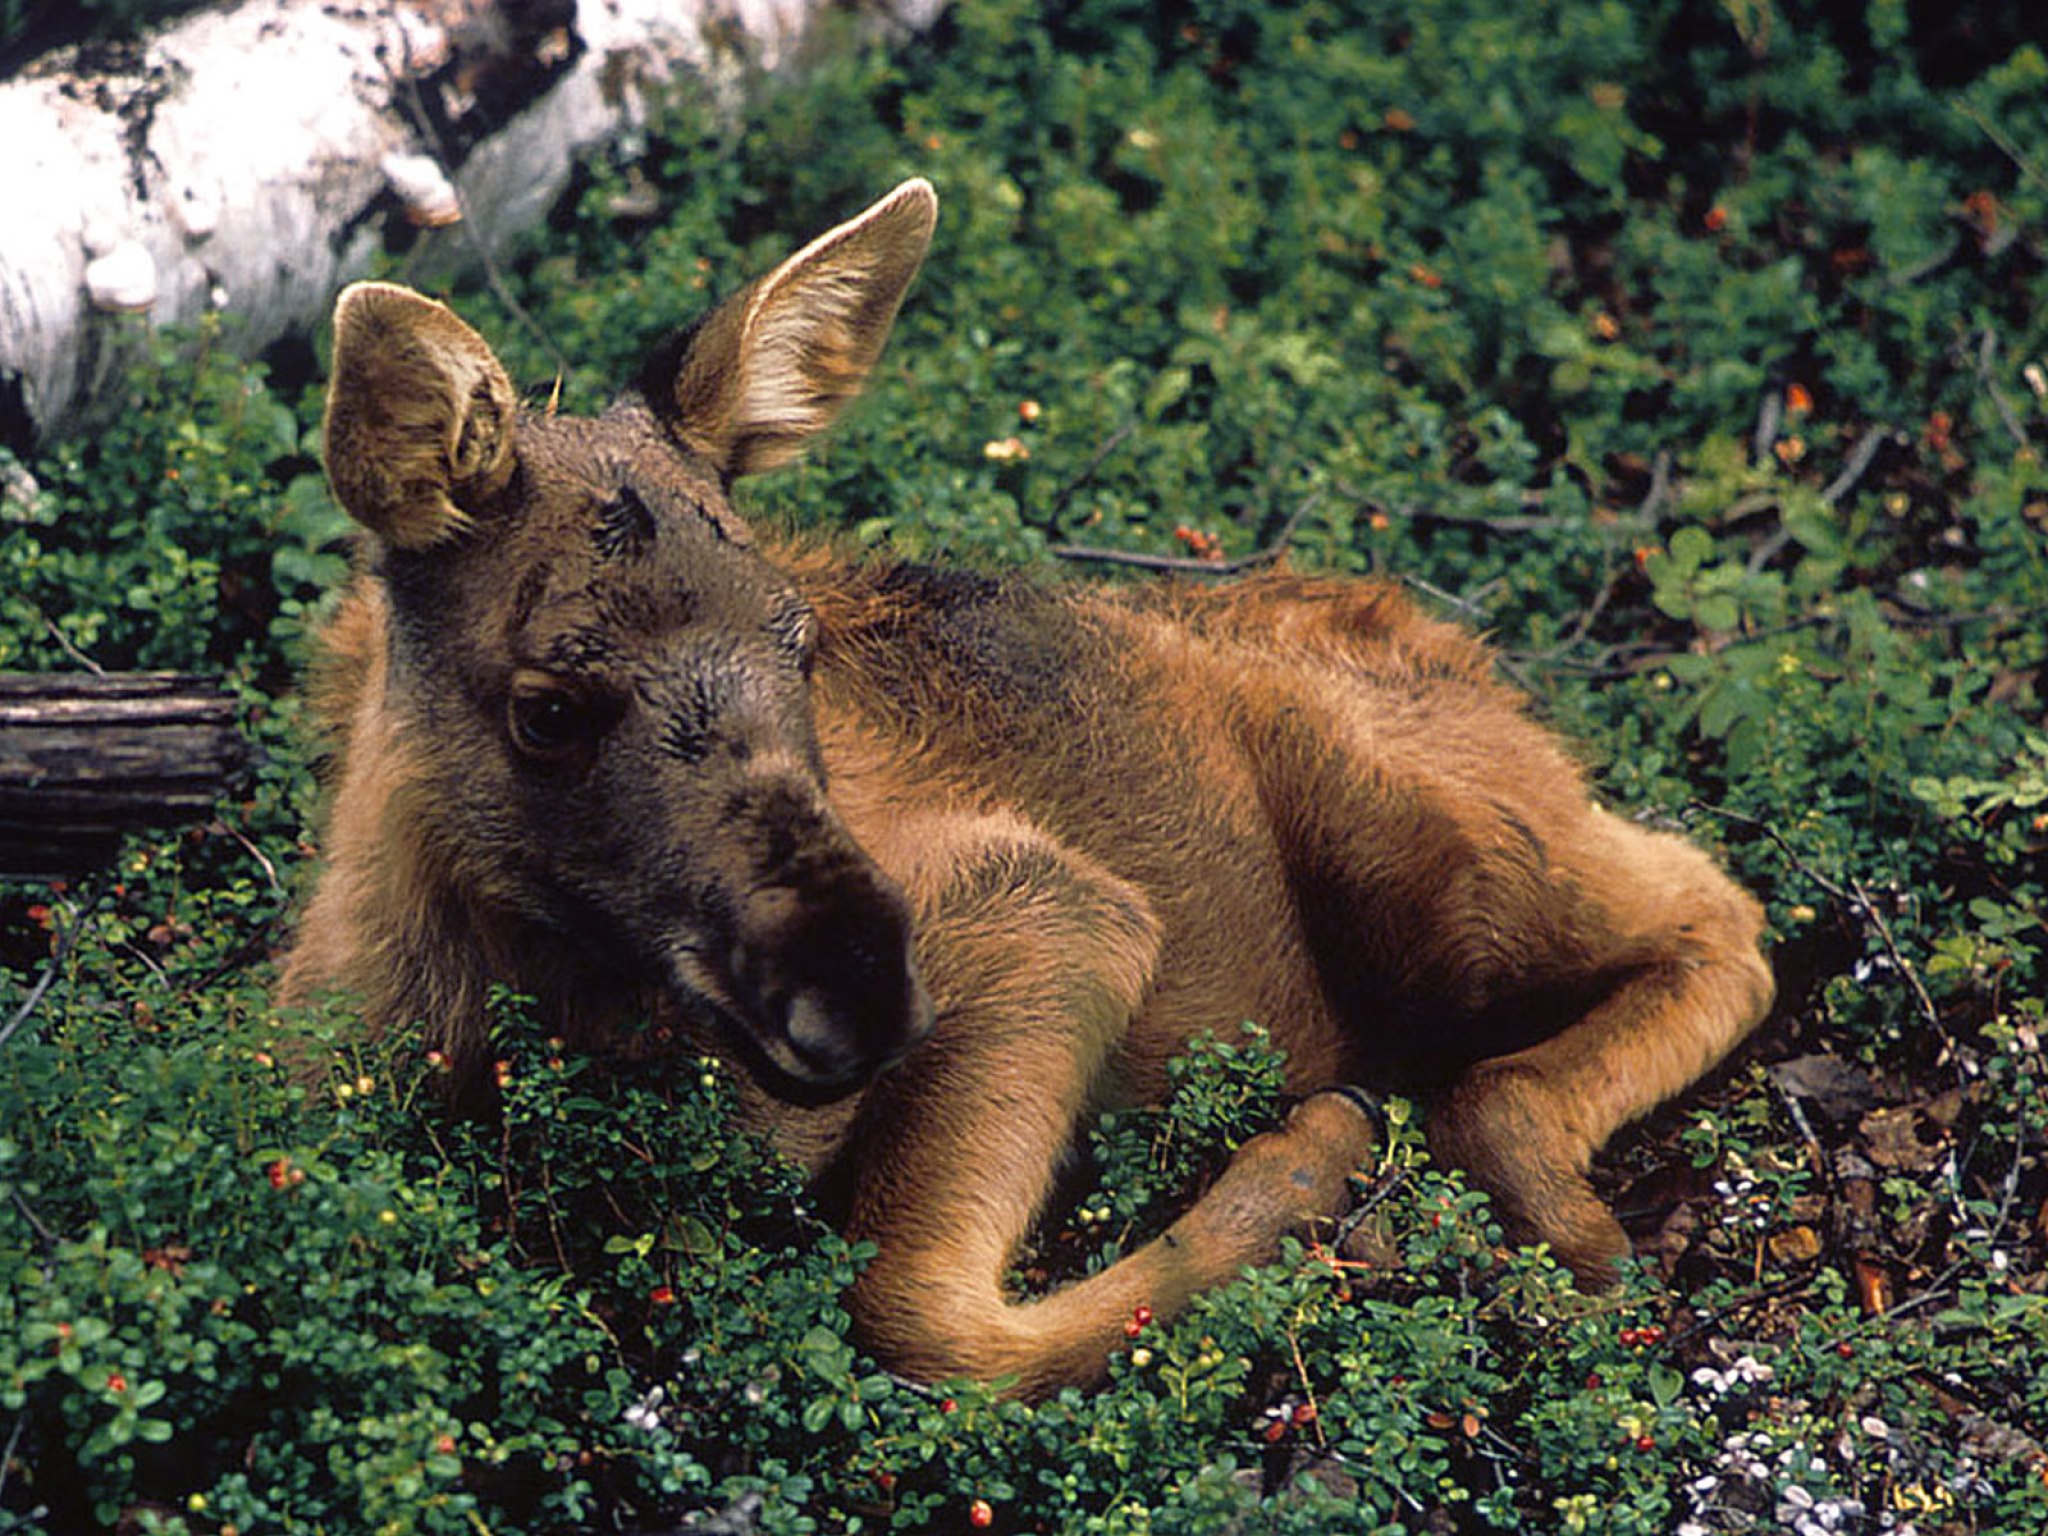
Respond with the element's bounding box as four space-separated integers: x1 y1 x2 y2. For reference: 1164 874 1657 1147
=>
281 179 1773 1399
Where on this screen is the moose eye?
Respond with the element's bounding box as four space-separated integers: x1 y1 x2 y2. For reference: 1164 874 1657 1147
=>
509 684 599 760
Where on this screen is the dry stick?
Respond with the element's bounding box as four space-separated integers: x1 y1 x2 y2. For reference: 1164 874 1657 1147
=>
1054 487 1329 576
1751 384 1784 467
0 1405 25 1515
38 607 107 676
0 892 89 1051
1975 327 2033 452
1746 423 1898 576
1880 232 1963 292
1637 447 1675 526
389 39 572 381
1047 420 1138 522
1523 449 1674 666
1819 423 1899 507
1702 804 1960 1080
1696 805 2026 1326
1330 1167 1411 1251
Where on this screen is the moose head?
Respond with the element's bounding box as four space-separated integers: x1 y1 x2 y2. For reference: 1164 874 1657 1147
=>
317 180 941 1092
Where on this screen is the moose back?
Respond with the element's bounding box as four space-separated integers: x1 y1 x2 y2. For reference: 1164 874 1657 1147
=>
281 179 1773 1397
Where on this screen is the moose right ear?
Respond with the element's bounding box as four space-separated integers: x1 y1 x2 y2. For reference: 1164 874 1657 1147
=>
658 178 938 479
322 282 519 550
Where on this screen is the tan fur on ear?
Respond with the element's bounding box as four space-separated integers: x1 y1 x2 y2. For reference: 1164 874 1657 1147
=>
669 178 938 477
323 281 519 549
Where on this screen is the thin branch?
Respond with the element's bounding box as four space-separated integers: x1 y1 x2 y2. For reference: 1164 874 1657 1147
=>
1751 384 1784 467
1974 327 2032 452
1638 448 1675 525
1054 488 1328 576
0 893 88 1051
1400 572 1500 622
1820 424 1898 506
1956 100 2048 199
388 35 570 380
1699 804 1962 1085
0 1403 25 1515
38 609 106 676
1879 232 1963 292
1047 420 1138 521
8 1188 58 1250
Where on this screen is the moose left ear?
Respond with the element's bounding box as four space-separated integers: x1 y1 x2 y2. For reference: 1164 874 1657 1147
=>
323 282 520 550
661 179 938 478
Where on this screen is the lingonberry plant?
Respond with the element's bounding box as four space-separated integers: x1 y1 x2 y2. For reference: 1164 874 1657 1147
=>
5 1 2047 1530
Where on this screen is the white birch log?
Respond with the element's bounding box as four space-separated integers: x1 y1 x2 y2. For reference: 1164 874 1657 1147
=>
0 0 940 446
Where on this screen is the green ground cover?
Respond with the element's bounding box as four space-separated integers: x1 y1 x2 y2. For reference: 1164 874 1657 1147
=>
3 0 2045 1530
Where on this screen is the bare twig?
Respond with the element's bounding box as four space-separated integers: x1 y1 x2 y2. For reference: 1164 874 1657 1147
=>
1879 232 1963 292
1751 384 1784 467
217 816 285 901
8 1188 58 1250
38 608 106 676
1048 420 1138 521
1699 805 1963 1086
1638 448 1674 525
1054 488 1328 576
1974 327 2032 451
0 1404 27 1515
1400 572 1499 621
1745 424 1898 575
1820 424 1898 506
388 37 570 379
1052 544 1257 575
0 893 89 1051
1956 100 2048 199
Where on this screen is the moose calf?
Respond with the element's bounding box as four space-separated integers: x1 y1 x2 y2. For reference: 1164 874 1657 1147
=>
282 179 1773 1397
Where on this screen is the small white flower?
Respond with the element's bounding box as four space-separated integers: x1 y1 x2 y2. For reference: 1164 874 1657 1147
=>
623 1385 666 1431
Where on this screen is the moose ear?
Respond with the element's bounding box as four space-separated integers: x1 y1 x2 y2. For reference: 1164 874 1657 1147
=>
322 282 519 550
662 178 937 478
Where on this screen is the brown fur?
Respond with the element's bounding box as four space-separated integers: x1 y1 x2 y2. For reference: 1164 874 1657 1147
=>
282 180 1774 1398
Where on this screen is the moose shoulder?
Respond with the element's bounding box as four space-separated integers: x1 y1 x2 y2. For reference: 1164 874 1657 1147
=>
282 178 1774 1398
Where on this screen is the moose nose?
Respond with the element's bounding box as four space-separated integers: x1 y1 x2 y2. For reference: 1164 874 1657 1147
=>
782 964 935 1083
729 853 935 1090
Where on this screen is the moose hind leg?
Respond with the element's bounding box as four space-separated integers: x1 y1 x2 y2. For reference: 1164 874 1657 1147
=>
1428 817 1774 1283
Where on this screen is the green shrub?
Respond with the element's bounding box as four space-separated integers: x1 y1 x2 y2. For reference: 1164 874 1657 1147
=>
6 0 2048 1530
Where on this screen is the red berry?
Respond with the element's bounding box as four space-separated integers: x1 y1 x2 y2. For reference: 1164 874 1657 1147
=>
1837 1342 1855 1359
1124 1318 1143 1338
1636 1434 1655 1452
1292 1401 1318 1426
940 1397 958 1414
107 1373 127 1394
649 1285 676 1306
435 1433 457 1455
1263 1418 1288 1443
968 1497 994 1527
267 1159 292 1190
1133 1304 1153 1327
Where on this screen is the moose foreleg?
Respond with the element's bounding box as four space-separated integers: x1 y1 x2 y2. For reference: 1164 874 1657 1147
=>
839 819 1378 1396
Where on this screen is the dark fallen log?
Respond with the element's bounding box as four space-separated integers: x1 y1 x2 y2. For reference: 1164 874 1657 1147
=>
0 672 252 878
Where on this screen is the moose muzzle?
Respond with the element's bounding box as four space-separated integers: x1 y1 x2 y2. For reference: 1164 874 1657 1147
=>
723 843 934 1091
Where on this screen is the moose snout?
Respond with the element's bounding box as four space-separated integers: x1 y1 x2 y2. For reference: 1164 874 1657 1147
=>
728 863 934 1090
